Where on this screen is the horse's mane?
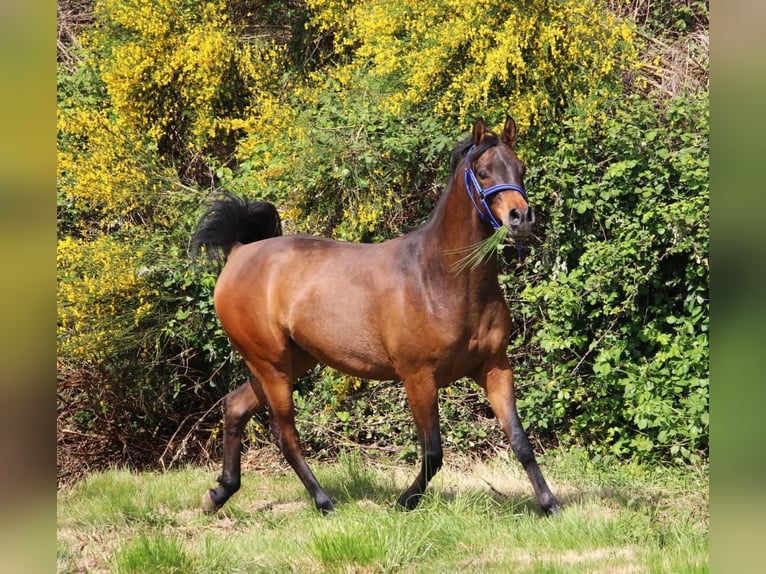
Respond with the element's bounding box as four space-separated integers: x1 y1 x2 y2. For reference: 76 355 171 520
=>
449 131 501 174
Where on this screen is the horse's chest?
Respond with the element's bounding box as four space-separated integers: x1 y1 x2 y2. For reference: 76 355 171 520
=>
408 299 509 378
468 305 509 352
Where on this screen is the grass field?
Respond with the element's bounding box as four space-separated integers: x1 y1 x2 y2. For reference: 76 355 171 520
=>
57 448 708 573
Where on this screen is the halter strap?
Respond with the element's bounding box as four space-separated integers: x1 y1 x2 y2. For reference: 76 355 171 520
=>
464 147 529 231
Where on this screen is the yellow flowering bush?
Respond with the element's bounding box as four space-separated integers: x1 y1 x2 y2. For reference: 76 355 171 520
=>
58 2 290 469
307 0 638 127
224 0 639 241
227 74 412 241
89 0 287 160
57 0 289 369
57 106 172 232
57 234 157 363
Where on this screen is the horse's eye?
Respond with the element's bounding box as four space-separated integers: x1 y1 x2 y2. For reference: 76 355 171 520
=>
477 169 488 179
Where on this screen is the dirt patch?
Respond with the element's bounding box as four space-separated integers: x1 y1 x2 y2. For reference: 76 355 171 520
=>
250 499 307 515
513 546 642 573
58 526 120 574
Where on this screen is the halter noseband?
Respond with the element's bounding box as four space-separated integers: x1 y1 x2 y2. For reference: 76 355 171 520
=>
464 145 529 230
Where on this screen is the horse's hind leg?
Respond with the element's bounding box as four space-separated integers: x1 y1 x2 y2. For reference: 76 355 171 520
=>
252 361 334 513
202 379 266 512
397 377 443 510
477 358 560 515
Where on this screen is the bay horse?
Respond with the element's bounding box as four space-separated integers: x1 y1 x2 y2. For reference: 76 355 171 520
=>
193 117 559 515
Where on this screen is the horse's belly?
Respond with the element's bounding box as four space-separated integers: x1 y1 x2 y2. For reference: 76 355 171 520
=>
291 326 398 380
286 292 399 381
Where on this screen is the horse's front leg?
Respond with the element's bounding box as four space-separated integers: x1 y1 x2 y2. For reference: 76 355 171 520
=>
397 377 442 510
202 379 265 512
252 364 334 514
476 357 560 515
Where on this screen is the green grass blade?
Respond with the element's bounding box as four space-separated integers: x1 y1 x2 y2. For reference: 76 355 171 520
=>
447 226 509 274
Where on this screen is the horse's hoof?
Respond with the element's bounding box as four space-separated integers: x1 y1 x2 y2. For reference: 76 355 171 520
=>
542 493 561 516
315 494 335 514
543 499 561 516
201 490 221 514
395 491 422 511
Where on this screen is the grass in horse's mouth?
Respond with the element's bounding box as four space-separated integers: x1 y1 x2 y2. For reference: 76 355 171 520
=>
447 226 510 274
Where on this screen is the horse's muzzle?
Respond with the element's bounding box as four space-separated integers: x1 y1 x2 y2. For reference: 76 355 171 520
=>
507 206 535 237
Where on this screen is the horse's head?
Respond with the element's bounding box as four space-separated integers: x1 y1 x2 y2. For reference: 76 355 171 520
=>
463 116 534 238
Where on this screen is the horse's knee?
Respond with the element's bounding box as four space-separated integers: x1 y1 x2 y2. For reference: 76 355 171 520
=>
273 424 302 462
268 409 282 446
223 394 245 424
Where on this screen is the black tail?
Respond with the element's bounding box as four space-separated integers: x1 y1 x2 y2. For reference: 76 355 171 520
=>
192 192 282 259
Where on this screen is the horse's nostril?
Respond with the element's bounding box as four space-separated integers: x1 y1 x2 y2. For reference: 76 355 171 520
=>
527 208 535 224
509 208 521 225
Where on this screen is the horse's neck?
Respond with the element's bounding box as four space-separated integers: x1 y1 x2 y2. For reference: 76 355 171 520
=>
421 175 499 284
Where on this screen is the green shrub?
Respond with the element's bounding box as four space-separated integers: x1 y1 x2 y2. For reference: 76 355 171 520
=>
507 91 708 464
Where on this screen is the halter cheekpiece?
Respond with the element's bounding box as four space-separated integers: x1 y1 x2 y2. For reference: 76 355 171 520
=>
464 145 529 230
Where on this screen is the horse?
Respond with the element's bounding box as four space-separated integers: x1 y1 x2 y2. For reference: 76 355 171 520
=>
192 116 560 516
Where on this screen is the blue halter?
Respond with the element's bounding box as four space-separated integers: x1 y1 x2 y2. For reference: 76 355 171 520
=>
464 146 529 231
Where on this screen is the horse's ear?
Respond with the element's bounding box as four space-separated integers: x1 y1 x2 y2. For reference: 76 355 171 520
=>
502 115 517 148
472 118 486 145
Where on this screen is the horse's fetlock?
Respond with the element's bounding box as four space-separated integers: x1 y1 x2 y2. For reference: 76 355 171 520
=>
216 474 240 493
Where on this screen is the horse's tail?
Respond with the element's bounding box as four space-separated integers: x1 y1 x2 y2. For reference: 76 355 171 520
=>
192 192 282 259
